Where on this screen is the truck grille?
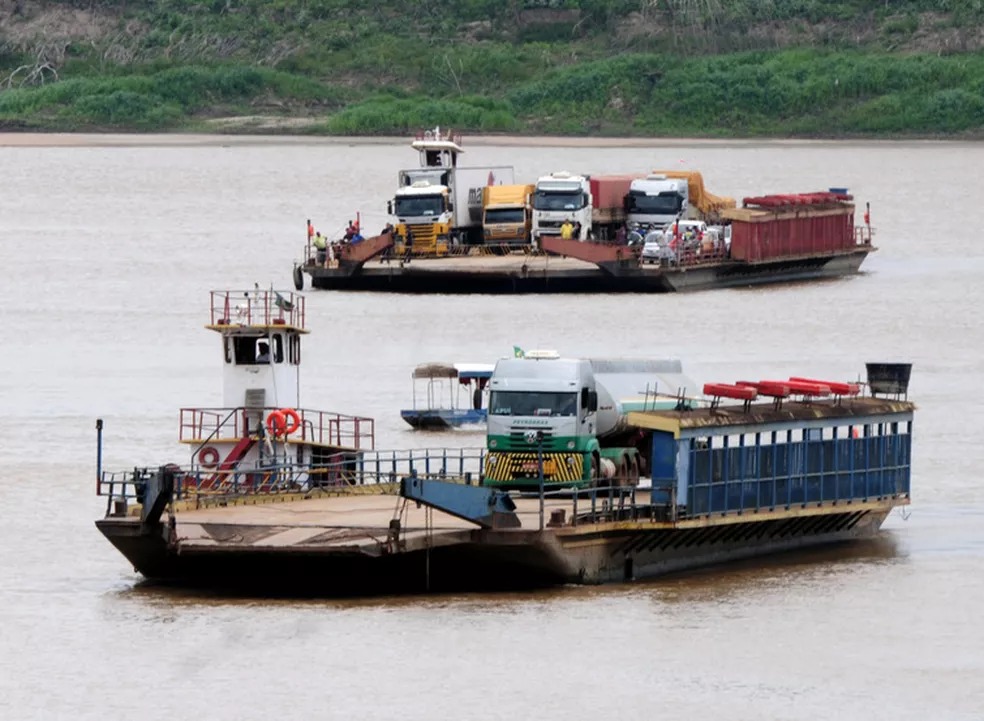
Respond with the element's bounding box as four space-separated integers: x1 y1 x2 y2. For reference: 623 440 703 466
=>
508 429 555 449
406 223 439 254
484 451 582 483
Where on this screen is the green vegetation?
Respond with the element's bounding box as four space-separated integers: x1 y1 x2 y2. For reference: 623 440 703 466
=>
1 0 984 136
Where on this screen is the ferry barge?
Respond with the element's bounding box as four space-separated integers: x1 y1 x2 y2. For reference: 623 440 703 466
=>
292 129 874 294
95 292 912 594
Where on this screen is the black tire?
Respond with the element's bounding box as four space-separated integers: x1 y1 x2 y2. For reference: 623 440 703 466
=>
616 458 629 487
292 265 303 291
628 456 640 487
589 455 599 487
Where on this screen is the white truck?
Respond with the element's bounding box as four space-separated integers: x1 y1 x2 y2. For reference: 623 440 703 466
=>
389 166 514 252
482 352 697 490
530 172 592 244
626 170 737 234
625 174 690 231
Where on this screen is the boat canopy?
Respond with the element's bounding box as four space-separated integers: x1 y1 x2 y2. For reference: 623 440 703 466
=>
454 363 495 381
413 363 458 379
412 362 495 381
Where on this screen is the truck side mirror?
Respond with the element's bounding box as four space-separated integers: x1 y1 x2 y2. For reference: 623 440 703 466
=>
582 389 597 412
387 200 393 215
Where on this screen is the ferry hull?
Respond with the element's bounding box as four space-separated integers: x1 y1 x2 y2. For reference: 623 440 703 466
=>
304 249 869 294
96 505 893 594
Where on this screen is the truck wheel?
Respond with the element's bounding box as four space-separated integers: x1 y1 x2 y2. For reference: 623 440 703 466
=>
589 455 599 487
292 265 303 291
628 456 640 487
616 458 629 487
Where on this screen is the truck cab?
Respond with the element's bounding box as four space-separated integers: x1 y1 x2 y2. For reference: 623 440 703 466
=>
626 174 690 231
530 172 592 244
484 354 598 489
389 179 452 256
482 183 534 247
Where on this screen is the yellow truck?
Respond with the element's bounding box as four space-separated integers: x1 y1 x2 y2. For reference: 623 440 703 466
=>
482 183 534 247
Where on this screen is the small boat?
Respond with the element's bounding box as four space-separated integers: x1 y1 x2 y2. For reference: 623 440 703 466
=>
400 362 494 430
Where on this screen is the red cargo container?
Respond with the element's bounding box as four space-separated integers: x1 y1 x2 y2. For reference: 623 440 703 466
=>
589 175 644 211
724 194 856 262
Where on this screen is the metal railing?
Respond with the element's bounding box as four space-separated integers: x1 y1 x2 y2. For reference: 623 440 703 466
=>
179 407 376 450
97 447 486 514
209 289 305 329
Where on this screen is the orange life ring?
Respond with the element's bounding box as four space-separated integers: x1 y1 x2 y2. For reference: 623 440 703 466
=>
280 408 301 435
266 410 287 437
198 446 220 468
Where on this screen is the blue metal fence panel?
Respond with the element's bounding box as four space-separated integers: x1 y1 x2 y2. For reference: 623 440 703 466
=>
686 420 911 516
650 432 677 505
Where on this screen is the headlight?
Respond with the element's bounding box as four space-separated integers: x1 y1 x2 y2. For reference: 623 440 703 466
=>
487 455 497 465
567 440 575 450
489 439 497 449
566 456 577 466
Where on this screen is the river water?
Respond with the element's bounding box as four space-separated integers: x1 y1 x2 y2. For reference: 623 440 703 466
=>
1 134 981 720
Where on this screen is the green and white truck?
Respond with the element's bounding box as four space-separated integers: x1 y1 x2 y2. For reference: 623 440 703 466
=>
482 353 697 490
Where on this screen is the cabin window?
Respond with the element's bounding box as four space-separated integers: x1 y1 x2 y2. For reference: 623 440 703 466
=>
288 334 300 365
232 335 284 365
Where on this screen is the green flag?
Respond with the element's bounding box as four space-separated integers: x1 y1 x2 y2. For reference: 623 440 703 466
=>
274 291 294 312
513 345 525 358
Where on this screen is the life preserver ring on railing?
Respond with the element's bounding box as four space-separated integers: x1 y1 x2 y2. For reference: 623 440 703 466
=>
266 408 301 437
280 408 301 435
280 408 301 436
198 446 220 468
266 409 287 437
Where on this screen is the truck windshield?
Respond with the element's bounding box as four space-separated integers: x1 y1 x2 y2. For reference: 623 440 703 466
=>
485 208 526 224
626 190 684 215
532 191 586 211
490 391 577 417
394 195 444 217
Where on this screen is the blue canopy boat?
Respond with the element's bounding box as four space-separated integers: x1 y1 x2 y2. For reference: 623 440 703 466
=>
400 362 494 430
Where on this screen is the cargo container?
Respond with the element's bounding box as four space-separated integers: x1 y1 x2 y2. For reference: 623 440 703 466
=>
723 192 856 262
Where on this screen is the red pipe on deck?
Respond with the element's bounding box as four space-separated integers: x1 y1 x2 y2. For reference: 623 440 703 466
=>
789 377 860 396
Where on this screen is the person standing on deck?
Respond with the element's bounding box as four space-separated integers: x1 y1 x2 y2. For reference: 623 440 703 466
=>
313 232 327 265
560 218 574 240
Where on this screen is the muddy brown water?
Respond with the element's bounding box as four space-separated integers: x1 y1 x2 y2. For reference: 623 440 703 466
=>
1 134 982 720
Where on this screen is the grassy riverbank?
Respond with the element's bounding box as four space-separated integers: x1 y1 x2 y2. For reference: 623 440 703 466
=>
1 1 984 137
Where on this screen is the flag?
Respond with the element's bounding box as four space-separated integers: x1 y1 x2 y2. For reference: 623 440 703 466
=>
513 346 525 358
274 291 294 312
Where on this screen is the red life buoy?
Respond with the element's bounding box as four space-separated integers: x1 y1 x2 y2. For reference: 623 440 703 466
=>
280 408 301 435
198 446 220 468
266 410 287 437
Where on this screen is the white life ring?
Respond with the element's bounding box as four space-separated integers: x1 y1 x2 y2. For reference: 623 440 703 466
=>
199 446 220 468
